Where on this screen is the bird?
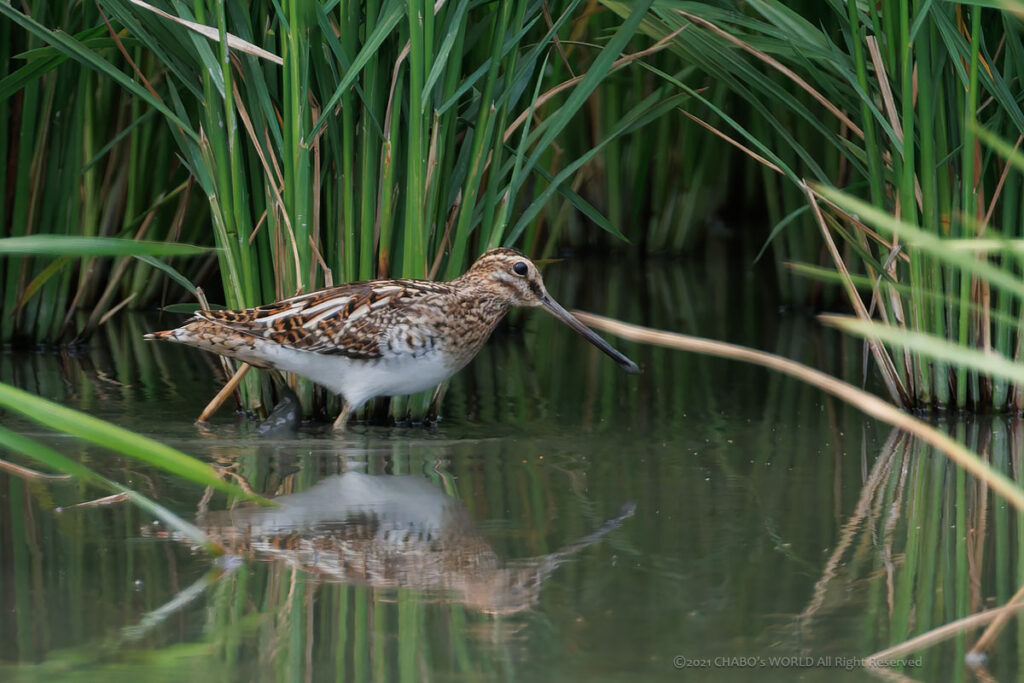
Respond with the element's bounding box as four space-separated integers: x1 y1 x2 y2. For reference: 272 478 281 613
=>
145 248 639 431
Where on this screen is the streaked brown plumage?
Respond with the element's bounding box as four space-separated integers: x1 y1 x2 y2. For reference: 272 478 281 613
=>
146 248 639 430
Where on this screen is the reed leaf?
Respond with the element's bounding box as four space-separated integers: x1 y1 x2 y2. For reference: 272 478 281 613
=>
575 311 1024 511
0 425 220 553
0 3 198 139
0 235 211 257
820 315 1024 388
599 0 1024 410
0 381 265 502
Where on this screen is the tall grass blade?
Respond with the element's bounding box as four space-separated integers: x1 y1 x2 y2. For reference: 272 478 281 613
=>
0 425 220 552
0 381 264 502
0 235 211 257
574 311 1024 511
0 3 198 139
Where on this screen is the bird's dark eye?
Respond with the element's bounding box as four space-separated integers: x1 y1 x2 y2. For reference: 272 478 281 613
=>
513 262 529 276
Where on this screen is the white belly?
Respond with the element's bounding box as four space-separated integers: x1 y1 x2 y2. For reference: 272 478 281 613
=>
253 343 458 409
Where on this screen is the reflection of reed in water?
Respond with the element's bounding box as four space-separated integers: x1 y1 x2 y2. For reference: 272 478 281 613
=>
198 472 634 615
797 420 1024 677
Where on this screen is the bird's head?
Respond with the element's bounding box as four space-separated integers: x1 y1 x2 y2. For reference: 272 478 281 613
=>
461 248 640 374
462 248 549 307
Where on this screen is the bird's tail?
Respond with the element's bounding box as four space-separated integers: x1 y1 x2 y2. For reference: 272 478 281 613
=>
143 329 182 341
143 320 275 370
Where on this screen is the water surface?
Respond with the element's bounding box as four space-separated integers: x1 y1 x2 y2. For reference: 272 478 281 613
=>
1 258 1019 681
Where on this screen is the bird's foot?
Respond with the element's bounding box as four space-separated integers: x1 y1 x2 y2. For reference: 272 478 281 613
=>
332 402 352 433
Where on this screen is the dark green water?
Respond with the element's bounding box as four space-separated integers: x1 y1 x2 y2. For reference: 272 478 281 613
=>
1 259 1021 681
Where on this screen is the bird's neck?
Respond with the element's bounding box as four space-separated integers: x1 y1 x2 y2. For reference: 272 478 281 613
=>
439 287 514 367
454 287 513 328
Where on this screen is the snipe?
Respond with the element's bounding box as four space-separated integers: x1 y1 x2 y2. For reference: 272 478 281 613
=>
146 248 639 431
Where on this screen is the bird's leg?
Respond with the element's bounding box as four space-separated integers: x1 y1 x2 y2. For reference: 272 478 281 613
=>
332 400 353 433
425 381 448 425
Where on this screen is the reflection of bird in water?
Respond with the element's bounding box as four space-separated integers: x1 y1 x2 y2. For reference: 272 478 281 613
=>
197 471 635 615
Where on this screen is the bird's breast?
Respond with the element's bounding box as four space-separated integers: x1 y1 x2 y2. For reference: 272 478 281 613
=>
342 352 460 402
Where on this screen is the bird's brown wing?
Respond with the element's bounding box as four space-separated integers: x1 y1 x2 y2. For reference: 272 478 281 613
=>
195 280 451 359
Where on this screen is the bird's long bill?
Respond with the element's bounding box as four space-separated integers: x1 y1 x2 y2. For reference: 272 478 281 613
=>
541 295 640 374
